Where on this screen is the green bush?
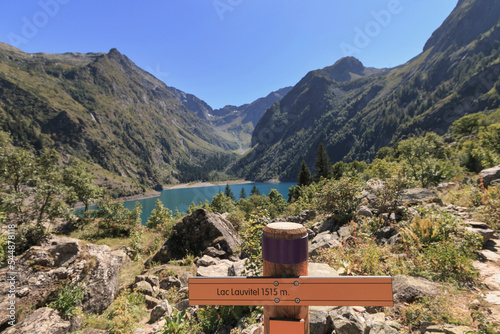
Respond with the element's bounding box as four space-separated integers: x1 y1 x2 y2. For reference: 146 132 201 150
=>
314 177 363 223
238 210 269 276
146 199 172 230
93 197 142 237
197 306 256 334
210 192 236 214
480 186 500 231
48 283 84 320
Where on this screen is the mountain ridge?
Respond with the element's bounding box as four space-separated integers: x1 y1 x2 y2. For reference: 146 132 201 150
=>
230 0 500 181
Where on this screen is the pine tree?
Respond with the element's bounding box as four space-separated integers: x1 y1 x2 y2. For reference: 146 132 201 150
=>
297 159 313 186
225 184 236 201
250 185 261 196
314 143 331 182
240 187 247 199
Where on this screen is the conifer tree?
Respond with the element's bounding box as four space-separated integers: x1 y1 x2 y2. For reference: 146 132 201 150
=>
298 159 313 186
250 185 261 196
314 143 331 181
240 187 247 199
225 184 236 201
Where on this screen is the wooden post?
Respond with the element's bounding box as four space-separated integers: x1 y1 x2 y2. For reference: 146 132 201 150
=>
263 222 309 334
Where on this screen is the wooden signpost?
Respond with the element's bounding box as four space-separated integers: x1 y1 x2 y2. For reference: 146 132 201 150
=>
189 223 394 334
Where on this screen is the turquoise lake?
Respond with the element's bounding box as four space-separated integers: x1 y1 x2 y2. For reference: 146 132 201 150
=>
119 182 296 224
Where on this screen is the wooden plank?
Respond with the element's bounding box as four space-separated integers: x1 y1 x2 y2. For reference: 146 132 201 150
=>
269 319 305 333
189 276 393 306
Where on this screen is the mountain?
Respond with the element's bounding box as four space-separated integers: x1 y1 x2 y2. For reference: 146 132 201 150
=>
230 0 500 181
171 85 292 154
0 44 237 187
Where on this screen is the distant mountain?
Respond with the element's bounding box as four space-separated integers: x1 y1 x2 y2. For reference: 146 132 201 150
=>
171 85 292 154
230 0 500 180
0 44 237 187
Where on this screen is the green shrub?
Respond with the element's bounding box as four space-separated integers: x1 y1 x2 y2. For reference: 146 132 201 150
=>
84 291 147 334
314 177 363 223
146 199 172 230
93 197 142 237
401 296 466 329
238 210 269 276
420 240 479 285
210 192 236 214
197 306 256 334
48 283 84 320
480 186 500 231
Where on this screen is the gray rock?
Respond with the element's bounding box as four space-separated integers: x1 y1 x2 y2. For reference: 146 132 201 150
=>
203 247 227 258
401 188 442 205
309 306 334 334
308 263 339 277
176 299 190 311
159 276 182 290
228 260 246 276
196 260 233 277
330 307 365 334
367 322 400 334
0 236 122 327
480 165 500 188
436 182 459 191
197 255 220 266
337 226 353 241
465 222 495 245
309 232 341 256
135 275 159 288
135 280 155 297
144 295 162 309
3 307 70 334
312 216 339 234
150 300 173 323
151 209 241 263
357 206 373 217
393 275 439 303
374 226 397 242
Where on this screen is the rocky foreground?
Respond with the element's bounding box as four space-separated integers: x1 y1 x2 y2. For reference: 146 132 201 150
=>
1 169 500 334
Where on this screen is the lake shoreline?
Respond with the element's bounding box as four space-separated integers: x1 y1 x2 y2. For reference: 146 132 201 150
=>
161 180 253 190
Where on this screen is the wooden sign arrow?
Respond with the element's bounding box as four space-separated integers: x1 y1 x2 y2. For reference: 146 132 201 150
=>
189 276 393 307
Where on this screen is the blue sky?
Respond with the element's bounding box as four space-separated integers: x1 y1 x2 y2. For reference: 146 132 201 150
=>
0 0 457 109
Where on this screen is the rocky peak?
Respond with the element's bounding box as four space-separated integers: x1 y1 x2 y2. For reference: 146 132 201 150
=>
322 57 365 82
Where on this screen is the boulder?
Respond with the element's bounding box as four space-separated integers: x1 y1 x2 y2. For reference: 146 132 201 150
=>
374 226 397 244
308 263 339 277
309 232 341 256
357 206 373 217
480 165 500 188
392 275 439 303
3 307 70 334
311 216 339 234
151 209 241 263
196 255 220 267
134 281 155 297
203 247 227 259
465 222 495 245
401 188 442 205
149 300 172 323
144 295 162 309
228 260 246 276
366 322 400 334
159 276 182 290
135 275 159 288
330 307 365 334
176 299 190 312
0 236 122 328
309 306 334 334
196 260 233 277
